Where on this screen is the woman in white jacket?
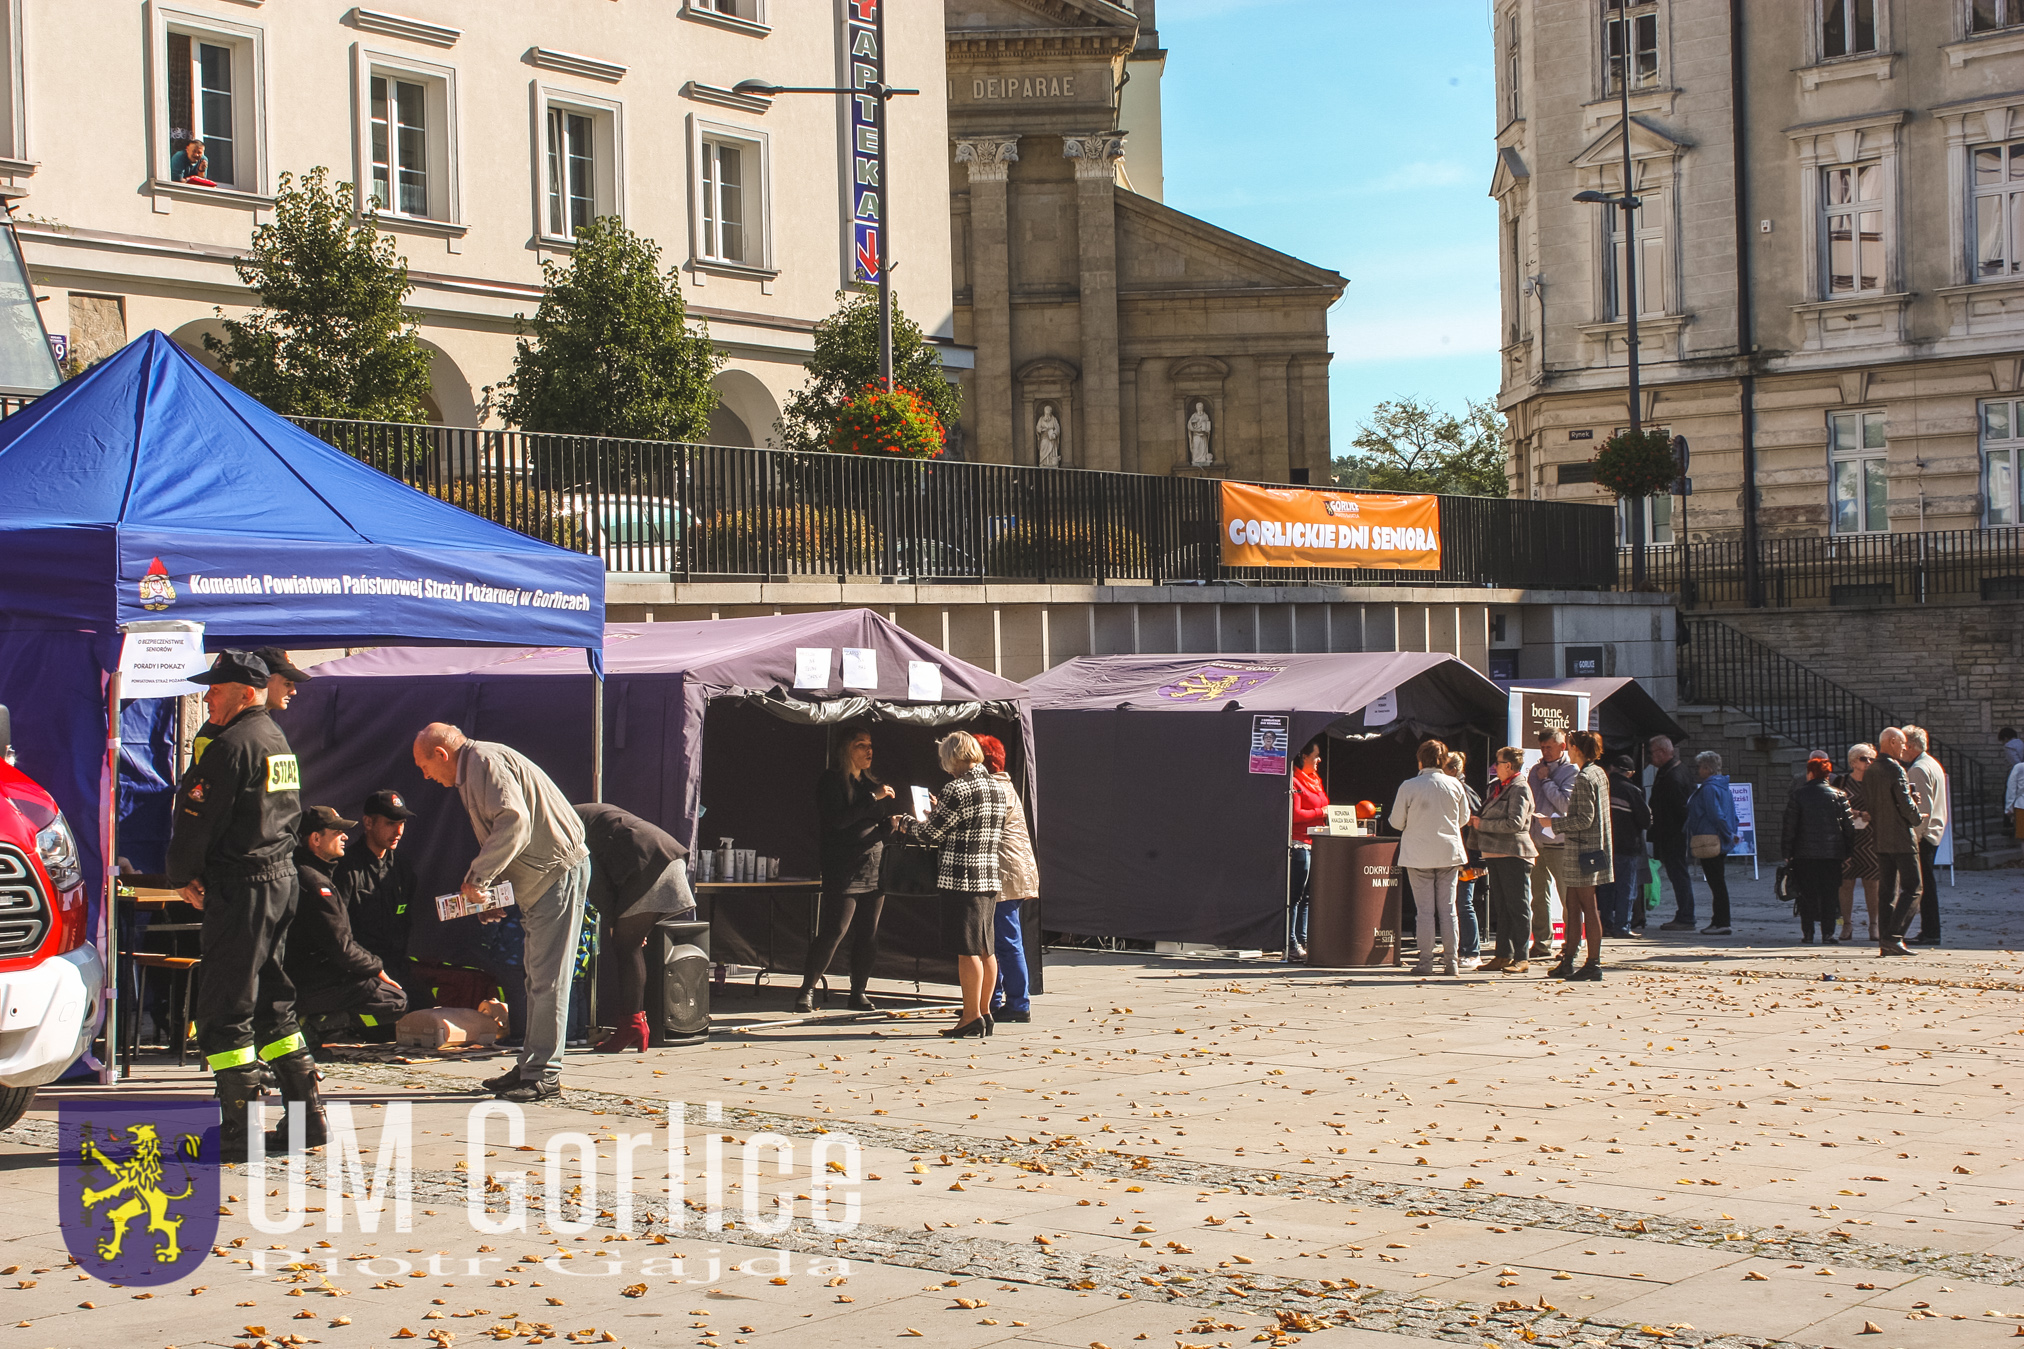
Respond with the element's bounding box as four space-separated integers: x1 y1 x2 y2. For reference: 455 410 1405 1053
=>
1389 738 1472 976
2007 759 2024 840
977 735 1039 1023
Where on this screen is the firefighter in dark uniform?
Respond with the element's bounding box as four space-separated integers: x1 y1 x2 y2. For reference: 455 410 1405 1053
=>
290 805 408 1058
166 651 323 1162
333 789 428 1019
189 647 311 767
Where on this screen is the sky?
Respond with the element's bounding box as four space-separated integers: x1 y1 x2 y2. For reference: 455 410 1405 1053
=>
1153 0 1501 457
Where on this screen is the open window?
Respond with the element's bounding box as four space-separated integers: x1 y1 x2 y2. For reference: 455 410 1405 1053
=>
537 90 622 242
154 6 266 193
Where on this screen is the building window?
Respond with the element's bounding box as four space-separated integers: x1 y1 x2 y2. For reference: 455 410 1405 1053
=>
1603 188 1667 318
539 94 620 241
1821 163 1885 293
157 13 264 193
1821 0 1878 57
371 77 426 216
1972 139 2024 278
0 1 25 163
1603 0 1659 95
1502 9 1522 122
1829 409 1889 534
1980 400 2024 526
1617 494 1675 546
701 140 746 262
1971 0 2024 32
1504 215 1523 340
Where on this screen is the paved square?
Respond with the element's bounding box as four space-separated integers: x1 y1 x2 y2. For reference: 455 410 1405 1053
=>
5 865 2021 1349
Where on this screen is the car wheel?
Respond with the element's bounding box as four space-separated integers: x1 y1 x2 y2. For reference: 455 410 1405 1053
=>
0 1084 35 1133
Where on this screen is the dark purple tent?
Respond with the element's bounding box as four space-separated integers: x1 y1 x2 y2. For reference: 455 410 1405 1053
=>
1494 677 1683 751
1027 652 1507 949
279 611 1037 991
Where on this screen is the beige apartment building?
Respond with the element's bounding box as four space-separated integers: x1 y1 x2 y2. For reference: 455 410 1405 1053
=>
3 0 957 444
1493 0 2024 544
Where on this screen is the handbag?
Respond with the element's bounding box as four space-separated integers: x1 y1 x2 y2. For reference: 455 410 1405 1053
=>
877 837 942 899
1578 848 1609 872
1689 833 1723 859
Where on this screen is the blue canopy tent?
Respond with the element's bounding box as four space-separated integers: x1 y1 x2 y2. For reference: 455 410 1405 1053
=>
0 331 606 1081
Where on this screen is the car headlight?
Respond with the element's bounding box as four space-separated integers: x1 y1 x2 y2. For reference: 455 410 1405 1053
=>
35 812 82 893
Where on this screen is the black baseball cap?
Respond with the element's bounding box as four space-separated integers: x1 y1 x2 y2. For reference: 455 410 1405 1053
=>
190 650 270 687
362 789 415 821
302 805 358 833
253 647 312 682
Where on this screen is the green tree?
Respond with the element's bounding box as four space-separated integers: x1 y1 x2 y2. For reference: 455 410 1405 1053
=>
777 291 961 455
204 166 433 421
1333 397 1510 497
497 216 722 441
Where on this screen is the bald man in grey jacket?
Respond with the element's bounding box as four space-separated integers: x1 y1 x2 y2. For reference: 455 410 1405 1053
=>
415 723 589 1101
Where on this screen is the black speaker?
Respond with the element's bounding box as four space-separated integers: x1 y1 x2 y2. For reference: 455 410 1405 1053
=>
646 918 712 1047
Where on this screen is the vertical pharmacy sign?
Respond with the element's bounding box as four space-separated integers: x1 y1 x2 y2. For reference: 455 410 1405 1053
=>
845 0 884 286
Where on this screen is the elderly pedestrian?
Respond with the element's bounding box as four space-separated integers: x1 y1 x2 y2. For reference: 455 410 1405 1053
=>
2000 726 2024 772
1781 755 1856 944
2006 756 2024 839
1683 751 1738 936
905 731 1011 1039
1899 726 1949 946
1471 746 1535 973
1835 744 1882 942
1392 738 1471 976
414 723 590 1101
1601 755 1650 937
1442 751 1484 964
975 735 1039 1025
1526 729 1576 959
1869 727 1925 958
1648 736 1697 930
1547 731 1612 981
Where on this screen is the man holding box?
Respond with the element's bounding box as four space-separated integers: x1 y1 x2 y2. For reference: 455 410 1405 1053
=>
413 723 589 1102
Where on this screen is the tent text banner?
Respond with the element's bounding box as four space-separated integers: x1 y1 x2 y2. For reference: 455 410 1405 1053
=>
1220 482 1441 570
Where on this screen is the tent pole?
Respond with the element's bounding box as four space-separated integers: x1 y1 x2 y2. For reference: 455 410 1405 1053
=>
588 660 603 1034
1283 771 1295 964
101 670 121 1085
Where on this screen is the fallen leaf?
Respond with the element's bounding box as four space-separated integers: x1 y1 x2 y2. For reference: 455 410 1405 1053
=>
1860 1322 1882 1334
1744 1271 1769 1281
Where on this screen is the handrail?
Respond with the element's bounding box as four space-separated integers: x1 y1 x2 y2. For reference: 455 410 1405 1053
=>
1680 617 1992 855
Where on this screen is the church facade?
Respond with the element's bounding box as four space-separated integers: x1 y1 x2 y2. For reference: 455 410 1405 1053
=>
944 0 1345 483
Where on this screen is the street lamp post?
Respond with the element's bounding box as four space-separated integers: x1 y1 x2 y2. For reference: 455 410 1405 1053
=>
734 58 918 391
1575 40 1648 589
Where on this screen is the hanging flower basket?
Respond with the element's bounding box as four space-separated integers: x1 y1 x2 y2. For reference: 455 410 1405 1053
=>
1592 428 1677 501
827 382 946 460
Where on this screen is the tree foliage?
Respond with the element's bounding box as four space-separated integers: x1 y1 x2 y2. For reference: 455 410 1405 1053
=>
204 167 434 421
777 291 961 455
1330 397 1510 497
496 216 722 441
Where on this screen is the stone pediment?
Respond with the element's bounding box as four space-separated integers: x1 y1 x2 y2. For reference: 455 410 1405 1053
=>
947 0 1138 54
1571 114 1689 168
1115 191 1346 298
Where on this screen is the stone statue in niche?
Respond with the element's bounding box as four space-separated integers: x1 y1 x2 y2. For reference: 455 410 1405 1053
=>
1035 403 1062 468
1187 400 1214 467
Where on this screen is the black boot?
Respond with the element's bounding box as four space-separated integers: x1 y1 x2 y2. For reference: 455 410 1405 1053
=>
214 1064 266 1165
266 1050 330 1150
792 985 818 1014
1546 946 1578 979
847 985 879 1012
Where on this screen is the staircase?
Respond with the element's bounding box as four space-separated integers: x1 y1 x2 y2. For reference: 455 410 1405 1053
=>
1678 618 2011 866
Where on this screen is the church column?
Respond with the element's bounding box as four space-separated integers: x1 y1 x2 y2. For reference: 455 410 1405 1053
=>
955 134 1020 463
1064 132 1127 471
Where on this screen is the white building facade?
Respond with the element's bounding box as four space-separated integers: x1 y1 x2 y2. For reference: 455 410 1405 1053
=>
6 0 958 442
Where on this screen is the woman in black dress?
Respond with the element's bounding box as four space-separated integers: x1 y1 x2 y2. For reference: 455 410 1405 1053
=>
795 726 894 1012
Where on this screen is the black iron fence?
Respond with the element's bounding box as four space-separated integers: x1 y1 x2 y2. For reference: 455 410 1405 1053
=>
1620 527 2024 609
293 418 1617 589
1680 617 1994 856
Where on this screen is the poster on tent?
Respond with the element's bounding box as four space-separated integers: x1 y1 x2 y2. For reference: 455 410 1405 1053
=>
117 622 207 699
1507 688 1589 776
1249 714 1289 775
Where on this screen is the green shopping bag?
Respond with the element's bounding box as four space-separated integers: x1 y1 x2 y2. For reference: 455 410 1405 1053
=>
1641 858 1663 909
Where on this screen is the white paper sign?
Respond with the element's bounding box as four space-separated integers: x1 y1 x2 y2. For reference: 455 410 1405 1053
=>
907 660 943 702
793 647 831 690
1363 689 1398 725
842 646 878 690
910 785 934 821
118 626 208 700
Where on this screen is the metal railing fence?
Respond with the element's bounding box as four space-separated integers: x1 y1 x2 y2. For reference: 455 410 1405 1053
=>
1620 528 2024 609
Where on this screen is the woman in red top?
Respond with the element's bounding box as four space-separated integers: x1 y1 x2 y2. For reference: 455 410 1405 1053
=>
1288 741 1330 961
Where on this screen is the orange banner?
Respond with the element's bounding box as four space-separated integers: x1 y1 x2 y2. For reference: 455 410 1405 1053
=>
1219 482 1442 570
